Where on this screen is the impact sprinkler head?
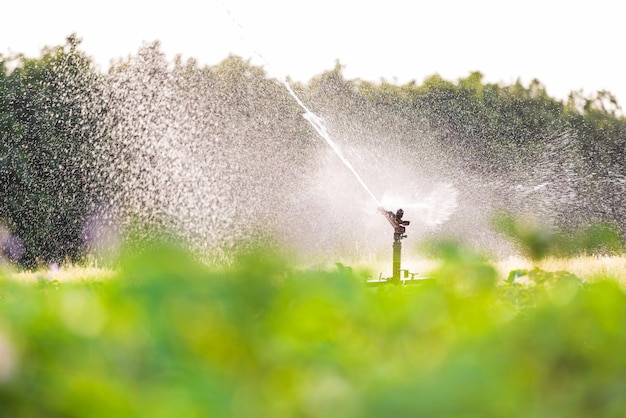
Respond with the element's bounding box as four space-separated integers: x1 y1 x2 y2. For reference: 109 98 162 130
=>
379 207 410 242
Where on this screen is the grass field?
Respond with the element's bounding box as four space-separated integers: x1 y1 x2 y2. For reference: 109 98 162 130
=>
496 255 626 284
9 254 626 285
9 264 117 283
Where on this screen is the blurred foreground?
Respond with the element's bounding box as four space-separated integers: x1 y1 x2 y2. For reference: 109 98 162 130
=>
1 242 626 417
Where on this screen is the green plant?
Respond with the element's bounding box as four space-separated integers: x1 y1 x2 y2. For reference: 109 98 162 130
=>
1 240 625 417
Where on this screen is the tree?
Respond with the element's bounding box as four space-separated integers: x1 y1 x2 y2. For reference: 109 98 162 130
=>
0 35 104 266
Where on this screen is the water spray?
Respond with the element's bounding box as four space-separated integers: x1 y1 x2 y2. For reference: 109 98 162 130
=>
223 4 431 282
222 3 381 208
285 85 382 207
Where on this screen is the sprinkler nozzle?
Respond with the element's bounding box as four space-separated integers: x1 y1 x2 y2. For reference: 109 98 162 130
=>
379 207 410 242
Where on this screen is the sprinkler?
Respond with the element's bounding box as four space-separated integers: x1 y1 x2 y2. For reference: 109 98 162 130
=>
378 207 410 284
379 207 410 243
371 207 432 286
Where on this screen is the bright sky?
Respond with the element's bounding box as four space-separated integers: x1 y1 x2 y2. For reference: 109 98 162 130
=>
2 0 625 108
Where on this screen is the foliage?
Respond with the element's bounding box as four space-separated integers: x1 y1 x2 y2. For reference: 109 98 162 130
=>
0 35 106 267
1 241 626 417
493 212 624 260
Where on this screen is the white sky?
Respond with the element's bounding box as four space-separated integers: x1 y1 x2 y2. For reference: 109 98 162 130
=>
2 0 625 108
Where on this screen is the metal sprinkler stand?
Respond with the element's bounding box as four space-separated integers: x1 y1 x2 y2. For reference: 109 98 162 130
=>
378 207 410 284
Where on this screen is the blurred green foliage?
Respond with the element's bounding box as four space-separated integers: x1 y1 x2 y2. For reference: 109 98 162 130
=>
1 241 626 417
493 212 624 260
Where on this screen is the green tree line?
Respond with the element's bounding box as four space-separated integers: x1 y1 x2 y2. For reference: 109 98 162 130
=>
1 35 624 266
0 35 107 267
